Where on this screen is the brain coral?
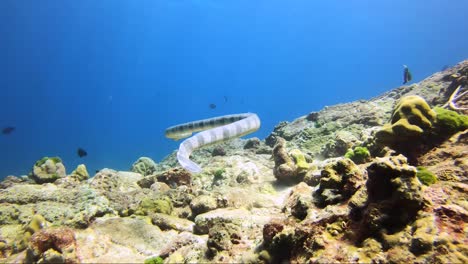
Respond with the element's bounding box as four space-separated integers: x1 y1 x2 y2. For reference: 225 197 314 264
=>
376 95 436 143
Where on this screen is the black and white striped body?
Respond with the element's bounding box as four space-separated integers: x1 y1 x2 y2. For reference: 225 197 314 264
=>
165 113 261 173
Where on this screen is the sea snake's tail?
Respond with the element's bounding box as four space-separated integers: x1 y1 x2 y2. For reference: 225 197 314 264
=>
176 151 202 174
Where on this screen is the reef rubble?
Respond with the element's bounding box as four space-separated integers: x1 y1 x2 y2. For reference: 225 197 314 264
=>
1 60 467 263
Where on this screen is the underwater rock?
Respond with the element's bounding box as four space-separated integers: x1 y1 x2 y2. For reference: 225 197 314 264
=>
410 214 437 255
283 182 314 220
0 176 23 189
70 164 89 181
150 181 171 193
75 217 173 263
314 158 364 208
243 137 261 149
211 146 226 156
265 121 292 146
30 157 66 184
150 213 195 232
360 155 424 236
10 214 49 254
89 169 146 216
131 157 158 176
194 208 270 235
90 169 143 193
25 227 77 263
272 138 312 183
136 174 159 188
0 183 113 229
306 111 319 122
136 197 173 216
158 232 207 261
190 195 218 216
206 222 241 257
418 129 468 182
321 130 360 158
163 186 195 209
261 218 298 263
156 168 192 187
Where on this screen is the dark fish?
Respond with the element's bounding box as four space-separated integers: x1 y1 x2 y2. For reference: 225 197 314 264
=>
209 103 216 109
224 96 228 102
403 65 412 84
2 126 15 135
77 148 87 158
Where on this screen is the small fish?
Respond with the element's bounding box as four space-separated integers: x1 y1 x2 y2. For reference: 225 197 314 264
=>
441 65 450 71
77 148 87 158
2 126 15 135
209 103 216 109
224 96 228 102
403 65 412 84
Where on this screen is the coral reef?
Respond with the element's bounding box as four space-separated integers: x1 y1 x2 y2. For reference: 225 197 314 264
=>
1 60 468 263
344 146 371 164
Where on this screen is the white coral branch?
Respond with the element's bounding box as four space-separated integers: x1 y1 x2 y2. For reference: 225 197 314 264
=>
443 85 468 111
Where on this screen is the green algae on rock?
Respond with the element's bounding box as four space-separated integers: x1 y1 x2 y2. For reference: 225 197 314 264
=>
344 146 371 164
416 166 438 185
433 107 468 135
144 256 164 264
136 197 173 216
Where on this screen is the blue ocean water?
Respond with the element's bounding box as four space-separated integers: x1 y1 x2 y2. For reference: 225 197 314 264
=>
1 0 467 178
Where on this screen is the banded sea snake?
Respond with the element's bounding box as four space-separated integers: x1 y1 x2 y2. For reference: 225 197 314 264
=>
165 113 261 173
